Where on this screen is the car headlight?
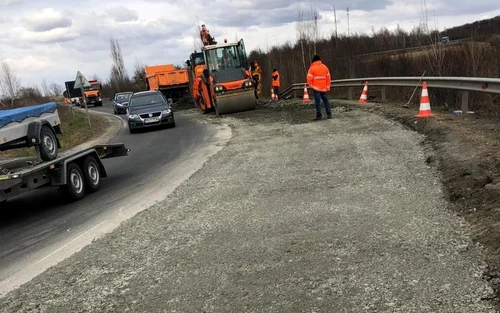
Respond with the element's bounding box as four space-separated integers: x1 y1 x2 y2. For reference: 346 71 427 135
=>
99 97 102 101
162 108 172 115
128 114 140 119
243 81 253 88
214 85 225 92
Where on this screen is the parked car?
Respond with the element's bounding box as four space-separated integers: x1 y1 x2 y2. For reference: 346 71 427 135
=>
113 91 133 114
127 90 175 133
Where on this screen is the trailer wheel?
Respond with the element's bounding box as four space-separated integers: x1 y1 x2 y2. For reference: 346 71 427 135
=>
83 156 101 193
39 125 58 161
61 162 86 201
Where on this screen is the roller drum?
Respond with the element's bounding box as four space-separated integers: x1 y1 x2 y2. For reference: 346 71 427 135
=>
215 90 256 115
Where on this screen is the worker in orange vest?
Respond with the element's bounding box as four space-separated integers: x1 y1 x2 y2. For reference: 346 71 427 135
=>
193 69 216 111
200 24 217 46
272 69 280 98
306 55 332 120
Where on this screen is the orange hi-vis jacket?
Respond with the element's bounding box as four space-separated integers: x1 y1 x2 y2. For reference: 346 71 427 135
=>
272 70 280 87
306 60 331 92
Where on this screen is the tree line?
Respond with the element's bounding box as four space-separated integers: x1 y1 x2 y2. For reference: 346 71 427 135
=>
0 37 148 109
248 10 500 113
0 61 65 108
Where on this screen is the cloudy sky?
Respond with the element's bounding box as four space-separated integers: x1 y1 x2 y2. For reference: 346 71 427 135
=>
0 0 499 89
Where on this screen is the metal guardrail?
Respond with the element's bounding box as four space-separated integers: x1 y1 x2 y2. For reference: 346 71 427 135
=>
280 76 500 112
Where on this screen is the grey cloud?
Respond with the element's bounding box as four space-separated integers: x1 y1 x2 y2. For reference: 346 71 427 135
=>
0 0 22 5
106 5 139 22
436 0 499 15
196 0 391 29
26 16 72 32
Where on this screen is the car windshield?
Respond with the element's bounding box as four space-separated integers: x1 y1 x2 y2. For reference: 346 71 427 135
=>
84 84 100 91
116 94 131 101
129 93 164 107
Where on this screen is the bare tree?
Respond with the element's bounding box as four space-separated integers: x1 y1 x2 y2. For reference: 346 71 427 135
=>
89 74 102 81
0 61 21 107
109 37 129 91
41 78 51 97
419 0 445 76
295 4 319 74
19 85 44 104
132 59 147 91
49 83 63 97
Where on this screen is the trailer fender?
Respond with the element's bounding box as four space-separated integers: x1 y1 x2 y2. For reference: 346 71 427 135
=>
27 120 62 148
53 150 108 185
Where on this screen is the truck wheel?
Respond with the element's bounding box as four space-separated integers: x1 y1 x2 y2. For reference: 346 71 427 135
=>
39 125 58 161
61 162 86 201
83 156 101 193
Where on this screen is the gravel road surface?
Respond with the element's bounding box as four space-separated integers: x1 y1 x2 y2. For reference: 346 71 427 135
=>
0 107 495 312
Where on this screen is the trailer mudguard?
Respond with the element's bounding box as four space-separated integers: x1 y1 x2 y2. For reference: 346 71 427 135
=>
27 120 62 148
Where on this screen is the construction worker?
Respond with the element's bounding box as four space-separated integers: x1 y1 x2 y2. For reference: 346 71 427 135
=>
271 69 280 98
251 60 262 99
306 55 332 120
193 69 216 111
200 24 217 46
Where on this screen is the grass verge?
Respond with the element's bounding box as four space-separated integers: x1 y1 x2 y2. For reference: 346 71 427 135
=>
0 104 109 158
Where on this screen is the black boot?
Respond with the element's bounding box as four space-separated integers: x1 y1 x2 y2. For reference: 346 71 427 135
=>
327 112 332 119
314 114 322 121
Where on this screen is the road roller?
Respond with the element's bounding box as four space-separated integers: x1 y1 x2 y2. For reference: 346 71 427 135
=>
187 38 258 115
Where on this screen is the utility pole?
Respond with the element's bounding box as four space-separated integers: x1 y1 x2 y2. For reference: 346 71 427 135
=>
313 11 318 55
347 7 350 37
334 5 338 39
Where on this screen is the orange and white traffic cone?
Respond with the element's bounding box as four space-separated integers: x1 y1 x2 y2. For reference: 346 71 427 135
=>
271 88 277 101
416 81 433 118
302 85 311 103
358 81 368 103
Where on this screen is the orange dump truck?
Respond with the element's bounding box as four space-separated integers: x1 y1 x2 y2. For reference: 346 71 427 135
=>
144 64 190 101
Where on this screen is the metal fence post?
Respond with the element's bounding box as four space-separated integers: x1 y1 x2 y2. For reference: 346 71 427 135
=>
348 87 353 100
461 91 469 112
381 87 387 102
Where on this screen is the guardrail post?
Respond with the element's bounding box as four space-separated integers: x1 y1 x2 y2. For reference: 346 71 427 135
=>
348 87 353 100
381 87 387 102
461 91 469 112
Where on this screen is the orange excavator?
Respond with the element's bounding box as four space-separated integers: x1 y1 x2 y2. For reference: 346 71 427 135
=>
186 37 261 115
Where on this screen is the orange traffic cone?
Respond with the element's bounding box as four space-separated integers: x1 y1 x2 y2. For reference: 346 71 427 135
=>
271 88 278 101
416 81 433 118
358 81 368 103
302 85 311 103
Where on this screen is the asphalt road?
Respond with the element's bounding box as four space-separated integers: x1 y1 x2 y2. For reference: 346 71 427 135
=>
0 102 227 296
